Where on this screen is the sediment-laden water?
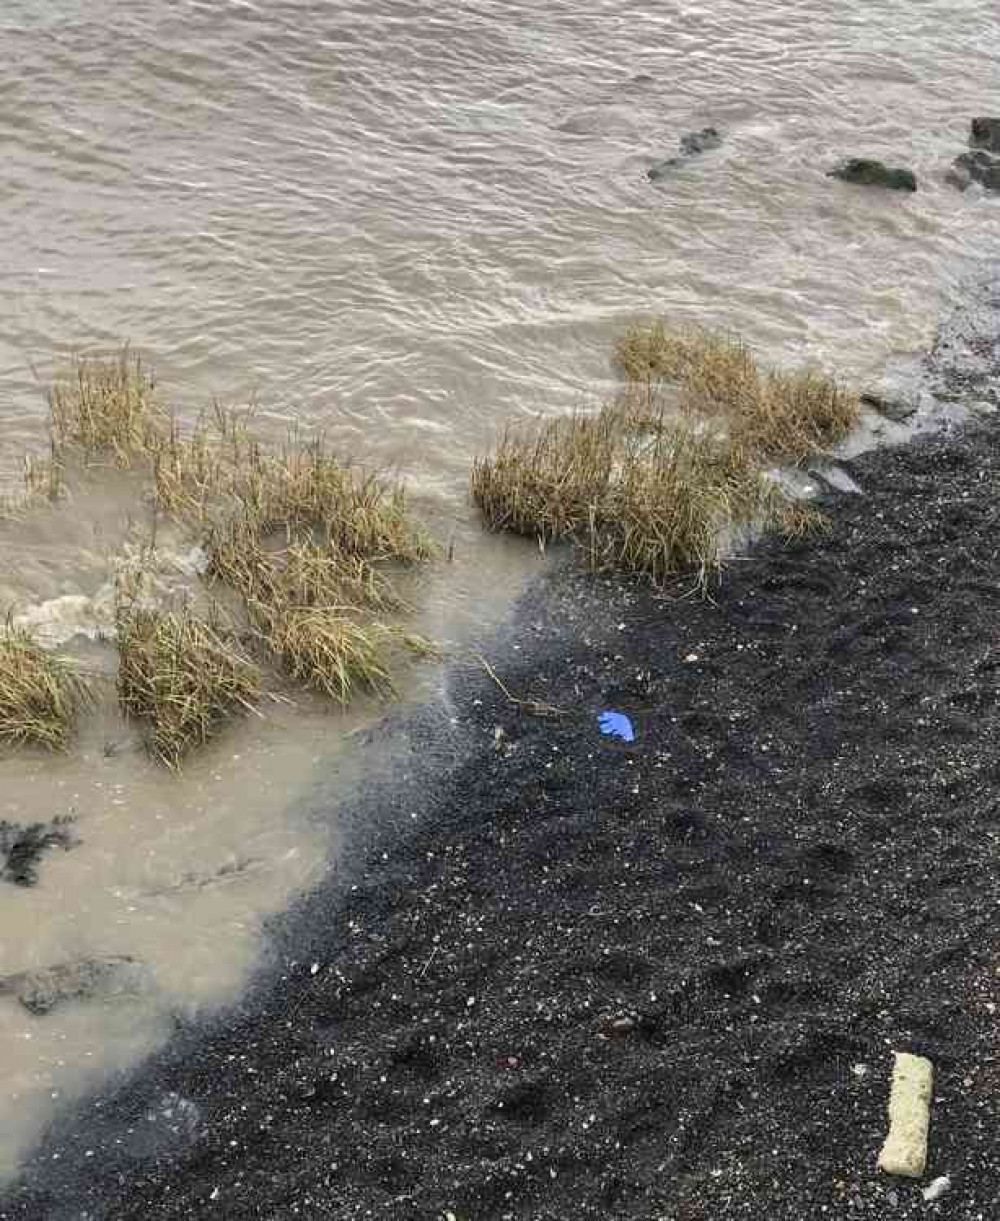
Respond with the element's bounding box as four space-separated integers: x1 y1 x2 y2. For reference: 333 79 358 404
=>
2 0 999 1182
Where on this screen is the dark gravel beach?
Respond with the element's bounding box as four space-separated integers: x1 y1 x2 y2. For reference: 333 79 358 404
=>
4 285 1000 1219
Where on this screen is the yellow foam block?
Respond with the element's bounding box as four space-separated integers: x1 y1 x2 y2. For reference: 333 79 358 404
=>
877 1051 933 1178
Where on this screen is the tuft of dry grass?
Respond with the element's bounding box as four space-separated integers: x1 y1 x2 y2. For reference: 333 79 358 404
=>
233 440 435 565
472 402 784 586
115 582 261 766
0 622 92 751
205 525 407 704
1 444 66 520
153 417 226 522
470 409 622 541
615 321 859 461
277 540 407 615
773 498 832 539
195 431 435 709
49 346 165 467
28 346 437 738
591 426 778 583
266 608 394 703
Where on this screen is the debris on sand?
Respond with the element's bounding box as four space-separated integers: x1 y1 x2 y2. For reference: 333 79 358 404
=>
877 1051 934 1178
597 710 635 742
0 956 152 1015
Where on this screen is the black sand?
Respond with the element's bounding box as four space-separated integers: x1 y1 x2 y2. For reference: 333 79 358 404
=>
3 284 1000 1219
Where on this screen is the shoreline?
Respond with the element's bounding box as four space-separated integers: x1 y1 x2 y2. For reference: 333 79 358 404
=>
3 277 1000 1217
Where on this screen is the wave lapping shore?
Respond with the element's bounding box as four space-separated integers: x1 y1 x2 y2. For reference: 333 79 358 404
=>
3 277 1000 1218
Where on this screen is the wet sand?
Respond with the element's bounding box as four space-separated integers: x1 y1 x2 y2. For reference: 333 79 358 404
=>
2 281 999 1218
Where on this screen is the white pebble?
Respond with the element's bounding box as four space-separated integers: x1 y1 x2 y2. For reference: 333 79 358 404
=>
923 1176 951 1202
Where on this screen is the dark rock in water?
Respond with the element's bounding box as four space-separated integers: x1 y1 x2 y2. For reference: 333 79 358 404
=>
970 117 1000 153
648 126 723 181
828 159 917 191
679 126 722 156
947 150 1000 192
0 816 76 887
0 956 152 1015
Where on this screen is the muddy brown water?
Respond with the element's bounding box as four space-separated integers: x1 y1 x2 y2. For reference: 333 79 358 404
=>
2 0 1000 1183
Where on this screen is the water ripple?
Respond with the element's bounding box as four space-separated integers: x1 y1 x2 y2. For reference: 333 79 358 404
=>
1 0 999 488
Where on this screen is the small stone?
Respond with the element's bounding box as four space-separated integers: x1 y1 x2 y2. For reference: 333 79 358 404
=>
828 158 917 191
947 150 1000 192
970 116 1000 152
609 1016 636 1035
923 1176 951 1202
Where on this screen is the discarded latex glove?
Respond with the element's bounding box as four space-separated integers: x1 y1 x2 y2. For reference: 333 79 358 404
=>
598 711 635 742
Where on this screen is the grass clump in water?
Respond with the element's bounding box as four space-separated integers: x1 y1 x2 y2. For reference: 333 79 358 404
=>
206 530 405 704
197 433 435 705
35 346 437 736
115 580 261 767
234 440 436 565
472 402 784 587
470 410 622 542
615 321 859 461
49 346 165 467
593 426 778 584
266 608 394 704
0 622 92 751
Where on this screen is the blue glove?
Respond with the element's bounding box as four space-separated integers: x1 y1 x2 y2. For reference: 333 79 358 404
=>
597 710 635 742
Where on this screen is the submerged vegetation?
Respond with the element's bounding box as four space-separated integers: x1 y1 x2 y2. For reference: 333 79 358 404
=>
1 345 437 765
0 622 92 751
473 320 856 584
115 580 261 767
49 346 163 468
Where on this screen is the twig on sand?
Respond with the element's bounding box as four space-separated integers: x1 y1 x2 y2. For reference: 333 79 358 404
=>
473 651 566 718
418 945 439 979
